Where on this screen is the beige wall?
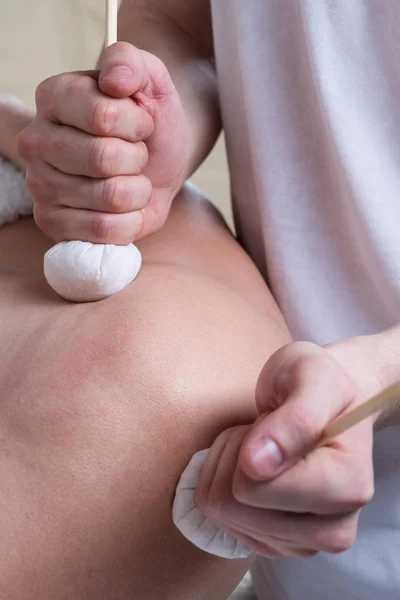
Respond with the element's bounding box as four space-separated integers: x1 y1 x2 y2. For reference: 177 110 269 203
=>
0 0 232 225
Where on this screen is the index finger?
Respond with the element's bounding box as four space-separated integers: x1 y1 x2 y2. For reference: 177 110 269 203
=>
36 72 154 143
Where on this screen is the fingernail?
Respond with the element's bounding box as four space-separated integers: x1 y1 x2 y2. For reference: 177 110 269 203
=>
102 66 133 82
249 438 284 478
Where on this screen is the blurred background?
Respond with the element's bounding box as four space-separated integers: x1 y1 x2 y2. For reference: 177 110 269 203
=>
0 0 233 226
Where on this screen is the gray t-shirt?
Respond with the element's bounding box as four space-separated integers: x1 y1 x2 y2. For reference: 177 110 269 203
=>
211 1 400 598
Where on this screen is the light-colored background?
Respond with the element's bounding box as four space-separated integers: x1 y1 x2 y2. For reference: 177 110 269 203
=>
0 0 232 225
0 1 252 598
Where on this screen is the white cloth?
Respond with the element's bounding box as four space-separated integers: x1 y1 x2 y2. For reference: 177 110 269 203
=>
210 1 400 598
0 155 33 225
172 449 251 560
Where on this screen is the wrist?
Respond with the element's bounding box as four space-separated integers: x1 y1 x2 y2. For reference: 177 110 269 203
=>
325 330 400 429
325 334 384 397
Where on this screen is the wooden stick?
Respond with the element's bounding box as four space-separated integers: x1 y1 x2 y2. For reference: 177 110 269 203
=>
318 381 400 446
105 0 118 49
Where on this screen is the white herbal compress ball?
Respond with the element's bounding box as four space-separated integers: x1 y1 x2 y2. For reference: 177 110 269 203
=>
0 155 141 303
172 449 252 559
44 240 142 302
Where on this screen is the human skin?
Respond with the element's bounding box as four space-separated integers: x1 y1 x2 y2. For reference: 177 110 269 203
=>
18 0 219 245
194 293 400 560
0 181 290 599
9 0 400 577
0 93 33 170
195 343 376 558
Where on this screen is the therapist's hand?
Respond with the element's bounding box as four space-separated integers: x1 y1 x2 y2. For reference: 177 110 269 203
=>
18 42 186 244
195 342 375 558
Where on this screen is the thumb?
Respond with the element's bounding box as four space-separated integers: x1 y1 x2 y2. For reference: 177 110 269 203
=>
239 342 362 482
99 42 174 101
98 42 147 98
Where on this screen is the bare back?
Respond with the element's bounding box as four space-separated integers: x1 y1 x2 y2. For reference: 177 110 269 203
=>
0 186 289 599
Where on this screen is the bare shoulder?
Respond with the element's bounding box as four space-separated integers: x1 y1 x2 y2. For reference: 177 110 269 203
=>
0 253 286 460
0 185 287 436
120 0 214 55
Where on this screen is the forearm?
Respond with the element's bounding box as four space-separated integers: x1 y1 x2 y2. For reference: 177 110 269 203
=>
368 326 400 427
117 0 221 182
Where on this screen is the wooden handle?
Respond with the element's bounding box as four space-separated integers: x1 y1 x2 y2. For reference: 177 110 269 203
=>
105 0 118 48
318 381 400 446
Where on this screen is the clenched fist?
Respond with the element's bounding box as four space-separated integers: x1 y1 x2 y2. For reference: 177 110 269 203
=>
195 342 375 558
18 42 187 244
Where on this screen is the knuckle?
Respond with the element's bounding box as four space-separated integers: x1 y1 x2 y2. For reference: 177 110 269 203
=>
90 138 117 177
25 171 48 198
92 98 119 135
35 76 56 109
159 204 169 228
93 213 112 242
63 75 84 100
214 428 233 448
341 481 375 512
33 203 54 236
17 127 38 160
325 527 357 554
358 480 375 506
129 209 145 242
152 209 168 234
141 176 153 203
134 114 154 141
288 404 321 443
147 200 171 235
51 136 69 155
292 353 328 387
130 176 152 211
102 178 127 212
135 141 149 170
312 522 357 554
